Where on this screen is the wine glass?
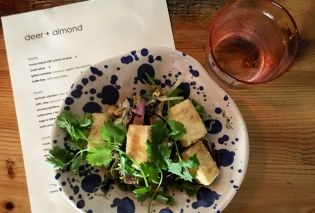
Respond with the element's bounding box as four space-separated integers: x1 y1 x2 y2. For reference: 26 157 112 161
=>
207 0 299 87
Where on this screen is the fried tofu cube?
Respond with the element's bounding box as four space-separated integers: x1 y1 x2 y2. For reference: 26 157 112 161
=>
88 113 110 147
182 141 219 185
126 125 151 163
169 99 207 147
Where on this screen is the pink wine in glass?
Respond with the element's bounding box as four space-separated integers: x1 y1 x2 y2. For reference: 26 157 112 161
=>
207 0 298 86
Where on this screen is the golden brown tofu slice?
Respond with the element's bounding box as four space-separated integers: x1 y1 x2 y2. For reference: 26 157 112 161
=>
126 125 151 163
88 113 110 147
182 141 219 185
169 99 207 147
88 105 118 147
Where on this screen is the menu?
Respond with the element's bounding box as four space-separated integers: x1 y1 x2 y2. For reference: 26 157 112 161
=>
1 0 174 212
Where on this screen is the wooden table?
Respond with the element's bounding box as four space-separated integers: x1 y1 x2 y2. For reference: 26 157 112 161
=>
0 0 315 212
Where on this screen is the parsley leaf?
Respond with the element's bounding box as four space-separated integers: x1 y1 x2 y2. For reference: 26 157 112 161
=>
167 87 182 97
70 154 84 173
191 99 205 116
79 113 92 127
56 110 91 141
117 152 135 177
47 146 73 169
140 162 160 184
151 120 168 144
57 110 79 126
100 121 126 145
155 193 175 205
182 154 199 169
133 186 152 202
166 141 199 182
167 119 186 141
145 73 157 86
147 142 170 170
182 181 198 196
67 139 88 151
86 145 112 167
159 143 172 160
167 161 184 178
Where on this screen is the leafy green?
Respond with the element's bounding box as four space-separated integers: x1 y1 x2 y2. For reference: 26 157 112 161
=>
56 110 79 126
195 105 204 116
100 121 126 145
86 121 128 168
167 154 199 182
145 73 157 86
182 181 198 196
147 142 170 170
86 145 112 167
147 120 170 169
67 139 88 151
117 152 135 177
167 87 182 97
133 187 152 202
167 138 199 182
183 154 199 168
155 193 175 205
168 162 194 181
140 162 160 184
191 99 205 116
56 110 92 141
70 154 84 172
47 146 73 169
151 120 167 145
167 119 186 141
79 113 93 127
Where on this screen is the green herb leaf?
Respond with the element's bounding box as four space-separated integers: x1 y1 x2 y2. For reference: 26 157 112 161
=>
100 121 126 145
140 162 160 184
70 154 84 172
195 105 204 116
191 99 205 116
57 110 79 126
167 87 182 97
182 181 198 196
56 110 91 141
145 73 157 86
167 119 186 141
183 154 199 169
79 113 92 127
67 139 88 151
151 120 168 145
133 186 152 202
159 143 172 160
118 152 135 177
155 193 175 205
166 151 199 182
147 143 170 170
86 145 112 167
167 161 187 179
46 146 73 169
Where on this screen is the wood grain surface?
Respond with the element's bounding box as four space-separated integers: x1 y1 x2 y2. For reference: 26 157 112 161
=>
0 0 315 213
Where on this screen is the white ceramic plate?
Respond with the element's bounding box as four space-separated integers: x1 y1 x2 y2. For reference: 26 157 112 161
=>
51 47 249 213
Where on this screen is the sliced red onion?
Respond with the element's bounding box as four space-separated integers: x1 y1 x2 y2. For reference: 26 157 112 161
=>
132 98 146 125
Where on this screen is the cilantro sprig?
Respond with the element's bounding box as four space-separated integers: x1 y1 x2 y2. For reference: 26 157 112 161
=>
166 119 199 182
56 110 92 141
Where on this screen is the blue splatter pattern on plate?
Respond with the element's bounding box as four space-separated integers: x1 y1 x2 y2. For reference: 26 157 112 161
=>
51 47 249 213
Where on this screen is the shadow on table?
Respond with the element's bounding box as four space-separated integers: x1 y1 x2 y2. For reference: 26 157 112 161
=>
223 97 268 212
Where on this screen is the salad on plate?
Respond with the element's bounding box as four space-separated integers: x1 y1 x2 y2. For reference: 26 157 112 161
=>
47 76 220 212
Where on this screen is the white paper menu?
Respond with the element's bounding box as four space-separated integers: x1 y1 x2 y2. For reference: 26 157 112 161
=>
1 0 174 212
